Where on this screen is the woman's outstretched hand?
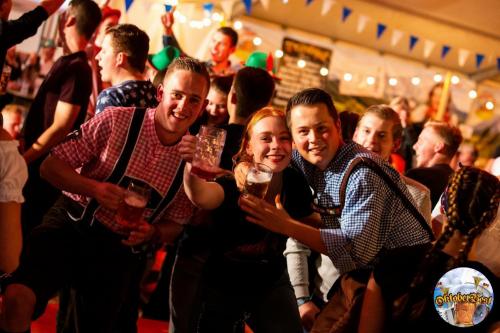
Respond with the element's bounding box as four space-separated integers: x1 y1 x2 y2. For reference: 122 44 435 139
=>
239 193 291 234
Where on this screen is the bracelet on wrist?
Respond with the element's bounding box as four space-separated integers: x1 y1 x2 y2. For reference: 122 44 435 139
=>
297 296 312 306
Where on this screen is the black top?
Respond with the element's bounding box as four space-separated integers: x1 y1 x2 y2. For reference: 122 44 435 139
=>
374 244 499 332
0 6 48 71
212 167 313 264
23 51 92 158
178 123 245 254
406 163 454 206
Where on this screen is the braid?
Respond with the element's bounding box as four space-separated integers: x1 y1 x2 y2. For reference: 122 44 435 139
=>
393 166 500 320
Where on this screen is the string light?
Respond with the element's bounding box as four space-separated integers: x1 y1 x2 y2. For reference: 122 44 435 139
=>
433 74 443 83
411 76 421 86
211 13 223 22
283 0 289 3
344 73 353 81
275 50 284 58
366 76 375 85
297 59 306 68
485 101 495 110
388 78 398 86
253 37 262 46
320 67 329 76
451 75 460 85
233 20 243 30
468 90 477 99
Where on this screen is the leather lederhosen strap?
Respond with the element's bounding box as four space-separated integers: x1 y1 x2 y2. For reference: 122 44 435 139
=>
69 107 185 227
339 157 435 241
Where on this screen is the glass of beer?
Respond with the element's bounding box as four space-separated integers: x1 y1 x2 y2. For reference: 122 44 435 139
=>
191 125 227 181
243 163 273 199
115 181 150 232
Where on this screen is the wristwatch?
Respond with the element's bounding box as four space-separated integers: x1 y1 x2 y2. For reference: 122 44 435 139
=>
297 296 312 306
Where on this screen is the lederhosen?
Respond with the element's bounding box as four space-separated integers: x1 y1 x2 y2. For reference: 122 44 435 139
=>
60 107 186 332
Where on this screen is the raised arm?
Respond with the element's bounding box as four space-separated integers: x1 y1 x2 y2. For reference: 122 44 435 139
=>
179 134 224 209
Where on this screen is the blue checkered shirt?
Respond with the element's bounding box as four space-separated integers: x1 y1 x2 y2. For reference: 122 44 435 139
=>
292 141 431 274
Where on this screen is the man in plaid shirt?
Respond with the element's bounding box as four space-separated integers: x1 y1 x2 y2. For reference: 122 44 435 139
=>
0 58 209 333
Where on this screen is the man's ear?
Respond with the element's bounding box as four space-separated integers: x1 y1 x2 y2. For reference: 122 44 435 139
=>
65 14 76 28
434 141 445 154
156 84 164 101
116 52 125 67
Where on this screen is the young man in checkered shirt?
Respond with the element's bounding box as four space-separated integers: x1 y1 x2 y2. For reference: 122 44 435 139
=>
239 88 433 331
0 57 209 333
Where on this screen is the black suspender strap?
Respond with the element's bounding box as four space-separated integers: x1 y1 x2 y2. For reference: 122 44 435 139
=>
339 157 435 241
149 160 186 224
78 107 147 223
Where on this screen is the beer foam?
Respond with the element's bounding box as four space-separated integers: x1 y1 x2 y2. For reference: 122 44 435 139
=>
124 195 147 208
247 171 271 183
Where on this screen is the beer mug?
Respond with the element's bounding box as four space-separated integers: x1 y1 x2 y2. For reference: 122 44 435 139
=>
191 125 227 180
242 163 273 199
115 181 151 232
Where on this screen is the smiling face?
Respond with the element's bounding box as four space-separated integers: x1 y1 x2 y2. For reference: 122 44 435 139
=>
209 31 235 64
353 113 398 160
246 116 292 172
205 88 228 125
290 103 342 170
155 70 208 143
95 34 118 83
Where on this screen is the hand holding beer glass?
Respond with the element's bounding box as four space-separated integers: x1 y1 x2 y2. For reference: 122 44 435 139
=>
242 163 273 199
115 181 150 233
191 125 227 180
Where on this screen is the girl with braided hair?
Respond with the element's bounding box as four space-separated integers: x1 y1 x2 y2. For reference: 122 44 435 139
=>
359 166 500 333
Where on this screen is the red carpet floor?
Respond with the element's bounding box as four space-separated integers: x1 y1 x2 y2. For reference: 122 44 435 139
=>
31 302 169 333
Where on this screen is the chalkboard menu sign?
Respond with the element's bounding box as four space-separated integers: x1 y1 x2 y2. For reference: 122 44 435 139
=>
273 37 332 107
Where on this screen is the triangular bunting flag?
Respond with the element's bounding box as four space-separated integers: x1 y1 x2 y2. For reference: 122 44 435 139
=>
376 23 386 39
260 0 270 10
203 2 214 14
458 49 470 67
357 14 369 33
341 6 352 22
423 39 435 58
409 35 419 51
321 0 336 16
441 45 451 59
476 53 485 69
125 0 134 11
220 0 234 18
391 29 403 47
497 57 500 71
306 0 314 5
243 0 252 14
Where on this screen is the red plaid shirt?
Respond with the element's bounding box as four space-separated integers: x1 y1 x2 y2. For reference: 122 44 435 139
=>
51 106 194 233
